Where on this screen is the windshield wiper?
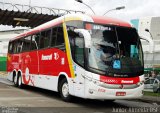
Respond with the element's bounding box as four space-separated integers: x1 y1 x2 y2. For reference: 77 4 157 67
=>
114 27 121 59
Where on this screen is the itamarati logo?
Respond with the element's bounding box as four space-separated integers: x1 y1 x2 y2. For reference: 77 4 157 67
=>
41 54 52 60
121 80 133 84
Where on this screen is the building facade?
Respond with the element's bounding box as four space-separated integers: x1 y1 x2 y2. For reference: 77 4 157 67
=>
131 17 160 76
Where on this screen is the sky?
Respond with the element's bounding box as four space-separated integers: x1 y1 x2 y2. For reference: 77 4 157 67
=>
0 0 160 30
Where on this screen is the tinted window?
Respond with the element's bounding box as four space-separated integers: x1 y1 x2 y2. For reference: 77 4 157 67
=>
9 39 23 54
16 39 23 53
75 37 84 67
8 41 13 54
51 27 58 47
56 26 64 46
12 41 17 53
32 33 40 50
145 79 155 84
39 29 51 49
22 36 31 52
145 79 150 84
51 25 65 50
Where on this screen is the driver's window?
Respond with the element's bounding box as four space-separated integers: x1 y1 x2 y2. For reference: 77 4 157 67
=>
74 37 84 67
145 79 150 84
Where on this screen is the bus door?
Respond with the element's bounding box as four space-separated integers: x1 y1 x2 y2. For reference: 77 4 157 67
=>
72 36 85 97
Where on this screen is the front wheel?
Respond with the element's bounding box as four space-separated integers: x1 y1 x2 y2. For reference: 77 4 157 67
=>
59 78 72 102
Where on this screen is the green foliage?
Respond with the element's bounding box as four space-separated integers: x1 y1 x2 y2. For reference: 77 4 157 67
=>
144 91 160 96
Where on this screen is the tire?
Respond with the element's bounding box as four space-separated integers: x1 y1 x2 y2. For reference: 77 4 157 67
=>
13 74 18 87
59 78 72 102
17 74 23 88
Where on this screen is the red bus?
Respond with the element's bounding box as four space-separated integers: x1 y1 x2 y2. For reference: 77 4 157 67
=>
7 14 144 101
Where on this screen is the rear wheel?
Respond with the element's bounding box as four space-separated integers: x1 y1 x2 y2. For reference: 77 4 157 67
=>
59 78 72 102
17 74 23 88
13 74 18 87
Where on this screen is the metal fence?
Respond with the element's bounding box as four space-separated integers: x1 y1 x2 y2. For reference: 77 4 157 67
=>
0 2 84 15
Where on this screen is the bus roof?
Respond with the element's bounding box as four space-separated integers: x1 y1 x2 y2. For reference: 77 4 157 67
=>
10 14 131 41
91 15 131 27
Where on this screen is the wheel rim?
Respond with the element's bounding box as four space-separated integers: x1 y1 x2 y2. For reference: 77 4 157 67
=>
62 82 69 97
18 76 21 86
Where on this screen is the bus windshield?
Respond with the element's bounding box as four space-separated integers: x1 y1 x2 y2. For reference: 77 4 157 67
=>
87 23 144 77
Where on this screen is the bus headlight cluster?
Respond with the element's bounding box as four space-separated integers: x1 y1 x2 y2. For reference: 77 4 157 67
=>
92 79 105 86
82 74 105 86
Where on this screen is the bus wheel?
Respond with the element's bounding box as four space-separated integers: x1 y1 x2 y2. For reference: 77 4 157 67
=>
59 78 71 102
13 74 18 87
17 74 23 88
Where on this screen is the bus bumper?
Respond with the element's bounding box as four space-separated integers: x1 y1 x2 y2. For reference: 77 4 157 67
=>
84 82 144 100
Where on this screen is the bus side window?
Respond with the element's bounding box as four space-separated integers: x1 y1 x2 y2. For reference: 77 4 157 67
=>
55 26 65 50
8 42 13 54
51 27 58 47
39 29 51 49
51 25 65 50
22 36 31 52
31 34 40 50
17 40 23 53
13 41 18 53
56 27 65 46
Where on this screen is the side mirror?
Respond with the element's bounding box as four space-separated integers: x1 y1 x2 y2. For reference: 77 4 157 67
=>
74 29 91 48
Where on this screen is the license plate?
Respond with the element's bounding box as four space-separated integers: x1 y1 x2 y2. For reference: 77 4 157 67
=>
116 92 126 96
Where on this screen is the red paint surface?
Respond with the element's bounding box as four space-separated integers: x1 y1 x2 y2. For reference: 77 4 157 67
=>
91 15 131 27
7 48 71 85
100 76 140 84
